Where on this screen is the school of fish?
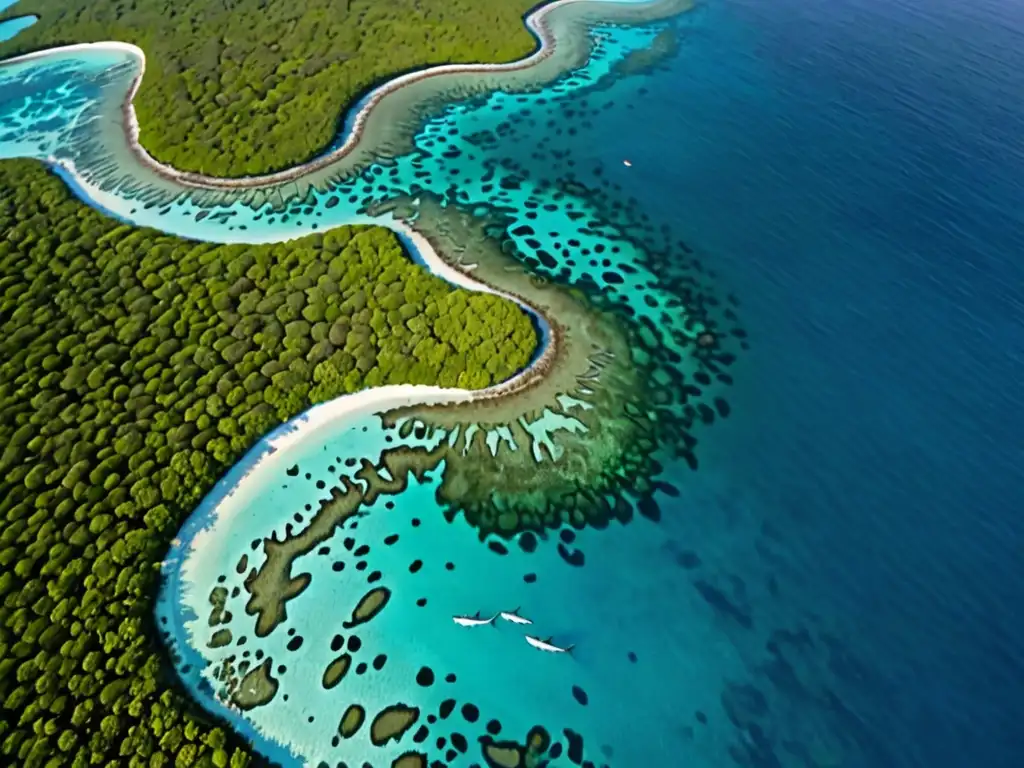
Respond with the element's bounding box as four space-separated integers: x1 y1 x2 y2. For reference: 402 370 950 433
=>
451 608 574 654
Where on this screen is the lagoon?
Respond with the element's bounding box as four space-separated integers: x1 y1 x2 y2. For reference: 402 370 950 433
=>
0 4 36 44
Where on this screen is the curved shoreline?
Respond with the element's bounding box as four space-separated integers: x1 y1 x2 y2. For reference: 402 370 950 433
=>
155 222 560 766
156 384 473 768
167 211 558 567
121 0 583 191
0 0 689 196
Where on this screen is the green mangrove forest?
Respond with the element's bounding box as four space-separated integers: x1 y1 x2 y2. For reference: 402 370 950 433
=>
0 159 536 767
0 0 547 176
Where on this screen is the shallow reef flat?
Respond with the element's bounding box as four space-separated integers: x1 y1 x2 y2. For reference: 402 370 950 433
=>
377 194 734 538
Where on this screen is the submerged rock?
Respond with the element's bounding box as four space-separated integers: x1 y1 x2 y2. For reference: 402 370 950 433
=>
231 659 278 711
370 703 420 746
338 704 365 738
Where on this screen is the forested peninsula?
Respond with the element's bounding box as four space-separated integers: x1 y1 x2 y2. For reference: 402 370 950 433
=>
0 159 536 768
0 0 548 177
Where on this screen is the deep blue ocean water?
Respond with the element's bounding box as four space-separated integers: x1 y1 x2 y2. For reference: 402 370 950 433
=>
511 0 1024 765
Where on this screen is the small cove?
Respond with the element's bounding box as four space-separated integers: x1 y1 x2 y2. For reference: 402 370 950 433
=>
0 0 37 45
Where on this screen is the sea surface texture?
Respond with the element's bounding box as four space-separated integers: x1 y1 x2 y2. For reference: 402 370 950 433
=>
2 0 1024 767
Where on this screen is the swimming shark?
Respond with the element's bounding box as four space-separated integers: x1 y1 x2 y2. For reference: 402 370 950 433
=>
524 634 575 654
499 607 532 626
452 611 498 628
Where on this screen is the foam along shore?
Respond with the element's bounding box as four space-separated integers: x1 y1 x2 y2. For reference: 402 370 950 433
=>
0 0 691 204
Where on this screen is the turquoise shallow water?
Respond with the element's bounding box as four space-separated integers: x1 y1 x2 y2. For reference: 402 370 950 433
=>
1 6 742 767
0 0 36 44
4 0 1024 766
159 418 741 767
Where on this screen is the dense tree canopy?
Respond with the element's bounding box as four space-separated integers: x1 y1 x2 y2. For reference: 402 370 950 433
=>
0 159 536 767
0 0 545 176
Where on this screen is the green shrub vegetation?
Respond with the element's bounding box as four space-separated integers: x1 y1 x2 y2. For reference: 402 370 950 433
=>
0 159 536 767
0 0 545 177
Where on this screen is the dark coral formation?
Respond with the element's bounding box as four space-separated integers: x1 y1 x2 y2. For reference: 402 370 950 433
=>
370 193 745 541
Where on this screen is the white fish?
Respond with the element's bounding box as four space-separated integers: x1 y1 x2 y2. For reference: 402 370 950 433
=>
623 160 632 167
452 611 498 628
499 607 533 626
524 634 575 654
